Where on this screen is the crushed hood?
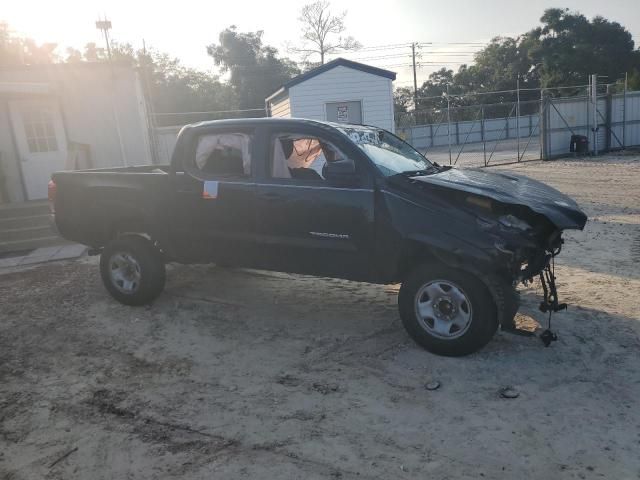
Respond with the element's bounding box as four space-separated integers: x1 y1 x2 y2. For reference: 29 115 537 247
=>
410 168 588 230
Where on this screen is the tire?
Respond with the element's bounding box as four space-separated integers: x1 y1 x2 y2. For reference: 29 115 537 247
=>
398 264 498 356
100 235 166 306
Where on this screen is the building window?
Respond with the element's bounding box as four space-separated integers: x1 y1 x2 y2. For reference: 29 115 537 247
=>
23 107 59 153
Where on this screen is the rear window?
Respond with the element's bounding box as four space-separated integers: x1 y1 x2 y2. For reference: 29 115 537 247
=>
195 133 252 176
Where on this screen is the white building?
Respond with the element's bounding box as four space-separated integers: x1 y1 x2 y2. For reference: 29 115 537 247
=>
265 58 396 132
0 62 153 202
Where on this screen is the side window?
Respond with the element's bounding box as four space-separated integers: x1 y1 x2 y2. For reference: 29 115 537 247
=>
271 134 344 182
195 133 251 176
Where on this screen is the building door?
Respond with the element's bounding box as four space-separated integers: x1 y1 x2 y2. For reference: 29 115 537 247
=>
326 101 363 124
8 99 68 200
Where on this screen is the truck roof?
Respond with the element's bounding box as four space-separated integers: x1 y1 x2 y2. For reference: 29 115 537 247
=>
181 117 380 133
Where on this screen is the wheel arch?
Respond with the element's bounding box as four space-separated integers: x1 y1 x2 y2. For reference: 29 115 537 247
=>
106 216 169 257
397 237 518 328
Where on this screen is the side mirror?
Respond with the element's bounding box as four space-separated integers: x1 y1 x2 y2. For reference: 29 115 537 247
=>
325 159 358 187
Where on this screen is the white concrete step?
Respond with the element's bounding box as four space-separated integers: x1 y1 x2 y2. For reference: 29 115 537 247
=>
0 201 50 219
0 224 56 243
0 236 70 255
0 214 52 230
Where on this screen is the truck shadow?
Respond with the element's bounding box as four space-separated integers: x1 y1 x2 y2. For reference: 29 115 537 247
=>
163 264 639 365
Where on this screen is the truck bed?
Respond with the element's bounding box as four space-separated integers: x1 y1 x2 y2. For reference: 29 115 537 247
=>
58 164 171 174
52 165 174 248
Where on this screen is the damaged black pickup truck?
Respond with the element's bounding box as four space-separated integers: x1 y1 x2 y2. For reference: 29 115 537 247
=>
51 118 587 356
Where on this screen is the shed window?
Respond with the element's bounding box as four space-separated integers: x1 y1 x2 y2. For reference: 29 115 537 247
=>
195 133 251 176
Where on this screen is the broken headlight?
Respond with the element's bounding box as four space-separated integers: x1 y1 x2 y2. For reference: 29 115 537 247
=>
476 214 532 233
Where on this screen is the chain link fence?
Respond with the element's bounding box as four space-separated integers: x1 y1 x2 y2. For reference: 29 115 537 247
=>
396 92 545 167
396 81 640 168
397 99 542 167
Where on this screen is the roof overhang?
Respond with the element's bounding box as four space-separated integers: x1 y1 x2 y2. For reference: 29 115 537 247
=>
265 57 396 105
265 86 287 104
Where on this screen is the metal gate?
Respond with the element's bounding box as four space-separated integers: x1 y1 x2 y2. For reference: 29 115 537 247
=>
397 99 542 168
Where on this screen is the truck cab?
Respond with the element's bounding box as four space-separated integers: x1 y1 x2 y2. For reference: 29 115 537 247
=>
51 118 587 356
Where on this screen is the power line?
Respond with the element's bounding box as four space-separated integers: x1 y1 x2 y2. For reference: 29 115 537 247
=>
420 52 478 55
353 42 413 52
419 42 486 46
342 52 477 61
409 83 593 102
340 53 412 61
352 41 487 52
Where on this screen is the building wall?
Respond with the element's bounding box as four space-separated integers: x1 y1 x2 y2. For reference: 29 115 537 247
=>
288 66 395 132
611 92 640 148
397 114 539 150
545 92 640 157
154 126 182 165
269 94 291 118
0 63 152 202
0 99 23 203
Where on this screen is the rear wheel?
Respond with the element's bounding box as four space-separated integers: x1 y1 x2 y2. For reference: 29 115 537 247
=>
100 235 166 306
398 264 497 356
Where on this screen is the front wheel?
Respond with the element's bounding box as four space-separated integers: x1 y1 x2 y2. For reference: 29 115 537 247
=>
100 235 166 306
398 265 497 356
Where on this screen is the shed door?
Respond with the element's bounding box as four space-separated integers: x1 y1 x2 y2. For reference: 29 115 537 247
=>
8 99 68 200
326 101 362 124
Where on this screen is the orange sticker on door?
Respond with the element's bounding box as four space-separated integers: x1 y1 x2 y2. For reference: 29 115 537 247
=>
202 181 219 199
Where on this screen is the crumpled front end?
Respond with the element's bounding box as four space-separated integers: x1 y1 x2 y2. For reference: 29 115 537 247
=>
384 170 588 334
459 191 584 336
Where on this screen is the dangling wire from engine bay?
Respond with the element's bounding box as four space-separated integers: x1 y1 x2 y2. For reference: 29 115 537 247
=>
538 253 567 347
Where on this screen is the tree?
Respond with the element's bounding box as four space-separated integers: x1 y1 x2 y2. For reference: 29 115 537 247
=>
207 26 300 109
629 68 640 90
65 47 83 63
455 37 536 94
0 22 58 65
527 8 635 88
290 1 360 65
393 87 414 114
103 42 237 123
418 68 455 108
83 42 106 62
397 7 640 121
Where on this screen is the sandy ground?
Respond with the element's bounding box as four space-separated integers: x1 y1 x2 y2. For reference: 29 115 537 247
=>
1 153 639 479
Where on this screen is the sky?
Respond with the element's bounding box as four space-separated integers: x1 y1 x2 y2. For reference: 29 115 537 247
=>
3 0 640 87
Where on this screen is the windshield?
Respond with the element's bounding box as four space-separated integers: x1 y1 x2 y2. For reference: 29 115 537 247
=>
338 127 434 177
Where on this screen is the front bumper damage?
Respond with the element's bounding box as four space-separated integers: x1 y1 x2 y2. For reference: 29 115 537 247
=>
471 214 572 345
498 236 568 346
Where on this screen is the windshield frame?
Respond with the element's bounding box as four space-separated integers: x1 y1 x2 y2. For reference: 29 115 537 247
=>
336 125 435 178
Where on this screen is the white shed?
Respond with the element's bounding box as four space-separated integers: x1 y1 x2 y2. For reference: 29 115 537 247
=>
265 58 396 132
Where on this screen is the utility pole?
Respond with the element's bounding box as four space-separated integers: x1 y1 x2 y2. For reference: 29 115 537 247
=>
622 72 628 148
516 76 521 161
411 42 418 110
591 73 598 156
96 16 128 167
539 87 545 160
446 84 452 165
95 17 113 60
